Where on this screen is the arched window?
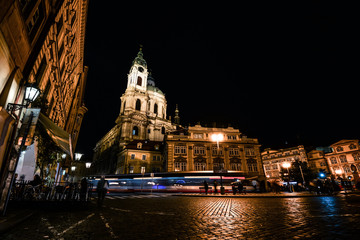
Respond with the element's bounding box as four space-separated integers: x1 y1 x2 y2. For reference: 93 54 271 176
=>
132 126 139 136
135 99 141 111
161 126 165 134
154 103 158 114
137 76 142 86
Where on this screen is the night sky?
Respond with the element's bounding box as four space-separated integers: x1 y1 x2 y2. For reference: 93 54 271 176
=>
76 2 358 158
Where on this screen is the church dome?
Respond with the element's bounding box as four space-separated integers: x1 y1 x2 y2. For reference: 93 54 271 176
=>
147 74 156 87
147 85 164 95
146 73 164 95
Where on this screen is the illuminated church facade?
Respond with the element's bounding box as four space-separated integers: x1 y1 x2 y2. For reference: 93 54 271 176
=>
92 49 264 182
92 49 177 174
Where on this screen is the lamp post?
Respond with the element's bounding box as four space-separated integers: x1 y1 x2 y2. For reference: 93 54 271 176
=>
6 84 40 113
85 162 92 169
335 169 346 193
282 162 291 192
75 153 83 161
1 84 40 216
211 133 225 195
71 153 83 182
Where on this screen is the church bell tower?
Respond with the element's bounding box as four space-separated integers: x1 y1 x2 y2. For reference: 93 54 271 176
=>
126 47 148 93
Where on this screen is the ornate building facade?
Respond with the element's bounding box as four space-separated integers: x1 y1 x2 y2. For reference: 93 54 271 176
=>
164 124 265 180
0 0 88 181
325 139 360 179
307 149 330 175
93 49 176 174
261 145 308 180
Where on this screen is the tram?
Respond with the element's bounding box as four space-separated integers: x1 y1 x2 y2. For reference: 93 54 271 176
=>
88 172 259 193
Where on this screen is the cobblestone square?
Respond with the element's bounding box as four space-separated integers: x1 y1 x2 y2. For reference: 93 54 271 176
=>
1 194 360 239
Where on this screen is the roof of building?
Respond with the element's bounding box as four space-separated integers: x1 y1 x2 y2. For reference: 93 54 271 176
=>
330 139 358 146
147 74 155 86
124 140 162 151
147 85 164 95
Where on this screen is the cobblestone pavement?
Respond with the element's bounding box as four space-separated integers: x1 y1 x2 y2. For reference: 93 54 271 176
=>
1 194 360 239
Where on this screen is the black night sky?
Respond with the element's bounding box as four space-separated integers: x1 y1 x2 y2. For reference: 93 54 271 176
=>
76 2 358 158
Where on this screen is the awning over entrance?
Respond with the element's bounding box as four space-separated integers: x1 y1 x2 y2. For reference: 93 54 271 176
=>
38 113 72 157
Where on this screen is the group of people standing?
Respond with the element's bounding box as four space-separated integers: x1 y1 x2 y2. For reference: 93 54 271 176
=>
203 180 246 195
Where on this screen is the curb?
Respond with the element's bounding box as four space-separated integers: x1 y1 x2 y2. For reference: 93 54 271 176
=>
172 194 338 198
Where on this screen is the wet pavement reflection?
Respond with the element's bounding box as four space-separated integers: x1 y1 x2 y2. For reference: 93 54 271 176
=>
2 195 360 239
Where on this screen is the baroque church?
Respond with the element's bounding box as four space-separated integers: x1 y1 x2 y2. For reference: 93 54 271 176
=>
93 48 264 181
92 49 178 174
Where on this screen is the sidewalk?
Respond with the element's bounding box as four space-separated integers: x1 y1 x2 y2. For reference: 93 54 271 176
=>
173 191 344 198
0 204 35 234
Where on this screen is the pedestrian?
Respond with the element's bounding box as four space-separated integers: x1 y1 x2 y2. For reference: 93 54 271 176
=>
29 174 42 186
274 181 281 194
232 183 237 195
213 180 218 194
97 176 109 207
80 178 88 201
238 181 245 194
316 179 323 195
203 180 209 195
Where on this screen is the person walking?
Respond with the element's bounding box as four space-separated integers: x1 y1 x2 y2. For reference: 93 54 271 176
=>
213 180 218 194
80 178 88 202
203 181 209 195
97 176 109 207
232 183 237 195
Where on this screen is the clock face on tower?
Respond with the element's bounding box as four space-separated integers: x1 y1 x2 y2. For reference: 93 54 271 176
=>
138 67 144 72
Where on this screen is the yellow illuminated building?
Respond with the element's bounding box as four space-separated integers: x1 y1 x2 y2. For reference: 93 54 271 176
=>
164 124 265 180
1 0 89 181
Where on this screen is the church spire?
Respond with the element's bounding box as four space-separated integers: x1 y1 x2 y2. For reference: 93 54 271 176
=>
174 104 180 125
132 45 147 67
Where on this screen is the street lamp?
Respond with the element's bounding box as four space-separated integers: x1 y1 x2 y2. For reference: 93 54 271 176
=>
282 162 291 169
75 153 83 161
1 83 40 215
282 162 291 192
85 162 92 169
335 169 342 176
6 84 40 112
23 84 40 104
335 169 347 193
211 133 224 149
211 133 225 195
